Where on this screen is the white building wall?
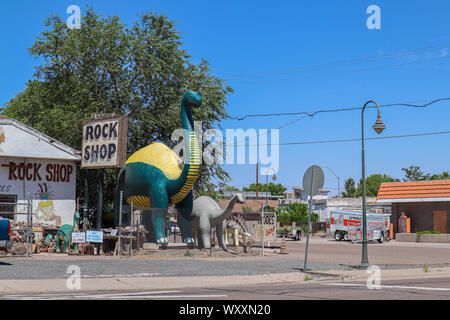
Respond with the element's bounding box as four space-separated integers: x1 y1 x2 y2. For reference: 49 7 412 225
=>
0 156 77 226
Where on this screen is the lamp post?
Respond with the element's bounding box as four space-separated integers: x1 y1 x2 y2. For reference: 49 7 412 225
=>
262 168 277 256
323 166 340 197
361 100 386 269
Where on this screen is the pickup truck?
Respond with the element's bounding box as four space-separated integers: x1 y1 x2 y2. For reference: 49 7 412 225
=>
0 218 12 250
278 228 303 241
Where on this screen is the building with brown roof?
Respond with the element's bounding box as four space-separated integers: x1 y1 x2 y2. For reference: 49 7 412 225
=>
217 199 278 213
377 180 450 234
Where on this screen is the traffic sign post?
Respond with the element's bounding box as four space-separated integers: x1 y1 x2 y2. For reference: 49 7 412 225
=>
302 165 324 271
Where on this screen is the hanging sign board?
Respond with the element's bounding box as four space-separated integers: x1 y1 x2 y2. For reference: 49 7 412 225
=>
86 230 104 243
81 115 128 169
71 232 86 243
243 212 277 242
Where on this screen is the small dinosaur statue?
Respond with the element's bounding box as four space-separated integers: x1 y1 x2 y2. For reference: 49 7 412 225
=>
56 211 80 253
191 193 244 250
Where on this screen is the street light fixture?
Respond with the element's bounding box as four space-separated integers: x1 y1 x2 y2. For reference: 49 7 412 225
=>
361 100 386 270
323 166 340 198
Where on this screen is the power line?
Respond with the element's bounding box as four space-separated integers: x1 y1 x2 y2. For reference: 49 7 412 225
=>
228 54 450 85
223 97 450 150
239 129 450 147
231 97 450 121
223 41 450 81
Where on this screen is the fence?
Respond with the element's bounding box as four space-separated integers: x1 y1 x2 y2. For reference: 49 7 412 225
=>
279 221 327 234
0 193 33 257
109 191 255 255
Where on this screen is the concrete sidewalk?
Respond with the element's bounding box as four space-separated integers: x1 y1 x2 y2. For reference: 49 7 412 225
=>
1 266 450 295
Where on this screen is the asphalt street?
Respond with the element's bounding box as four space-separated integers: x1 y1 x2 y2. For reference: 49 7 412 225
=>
0 255 342 280
2 237 450 280
1 277 450 300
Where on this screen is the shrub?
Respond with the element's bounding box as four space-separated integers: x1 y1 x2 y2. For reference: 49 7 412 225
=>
416 231 441 242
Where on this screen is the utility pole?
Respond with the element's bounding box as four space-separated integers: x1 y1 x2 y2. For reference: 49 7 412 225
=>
256 163 259 200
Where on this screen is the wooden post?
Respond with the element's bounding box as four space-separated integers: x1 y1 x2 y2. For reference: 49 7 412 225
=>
256 163 259 200
234 228 239 247
390 223 394 239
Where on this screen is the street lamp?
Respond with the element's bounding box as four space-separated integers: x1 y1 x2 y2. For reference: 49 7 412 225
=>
262 168 277 256
361 100 386 269
323 166 340 197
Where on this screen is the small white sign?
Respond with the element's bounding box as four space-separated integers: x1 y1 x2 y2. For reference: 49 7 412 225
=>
71 232 86 243
86 230 104 243
110 229 117 236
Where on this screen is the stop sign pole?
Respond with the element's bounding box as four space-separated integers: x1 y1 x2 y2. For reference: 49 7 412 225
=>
302 165 324 271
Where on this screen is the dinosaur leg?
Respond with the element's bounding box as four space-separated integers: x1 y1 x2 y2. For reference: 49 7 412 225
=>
197 232 205 248
149 190 169 245
199 216 211 249
175 191 195 244
191 218 200 247
55 234 61 253
64 233 70 253
216 220 227 251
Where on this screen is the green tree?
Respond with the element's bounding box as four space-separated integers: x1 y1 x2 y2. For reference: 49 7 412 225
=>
277 203 317 224
243 182 287 196
4 8 233 216
402 166 429 181
222 185 240 192
196 183 219 200
357 174 399 197
342 178 357 198
429 171 450 180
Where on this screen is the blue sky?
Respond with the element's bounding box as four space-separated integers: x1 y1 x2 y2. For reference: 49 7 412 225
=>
1 1 449 195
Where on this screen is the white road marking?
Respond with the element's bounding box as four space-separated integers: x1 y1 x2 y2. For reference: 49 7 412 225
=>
76 290 181 298
325 283 450 291
1 291 228 300
104 294 228 299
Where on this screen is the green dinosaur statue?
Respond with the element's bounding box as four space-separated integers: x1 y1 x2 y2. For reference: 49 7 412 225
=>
114 91 202 245
56 211 80 253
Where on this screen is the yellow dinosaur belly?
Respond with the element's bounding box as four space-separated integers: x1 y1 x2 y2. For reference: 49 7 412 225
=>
127 196 152 209
126 142 183 180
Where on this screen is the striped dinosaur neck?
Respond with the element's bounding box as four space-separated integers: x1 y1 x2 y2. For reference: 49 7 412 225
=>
168 102 201 203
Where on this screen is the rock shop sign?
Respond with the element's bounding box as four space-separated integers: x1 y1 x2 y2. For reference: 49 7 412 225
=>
81 116 128 169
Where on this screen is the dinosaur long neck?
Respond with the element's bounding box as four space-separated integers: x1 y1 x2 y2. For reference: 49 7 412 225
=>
168 102 200 203
214 195 239 222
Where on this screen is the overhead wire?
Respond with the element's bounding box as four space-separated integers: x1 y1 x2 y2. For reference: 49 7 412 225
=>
230 97 450 121
223 41 450 82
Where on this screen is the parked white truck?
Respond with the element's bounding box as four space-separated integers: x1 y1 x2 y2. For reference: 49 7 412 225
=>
326 210 391 243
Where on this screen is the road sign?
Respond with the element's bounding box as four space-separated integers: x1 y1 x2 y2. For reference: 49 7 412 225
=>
302 165 324 196
86 230 104 243
302 165 325 271
71 232 86 243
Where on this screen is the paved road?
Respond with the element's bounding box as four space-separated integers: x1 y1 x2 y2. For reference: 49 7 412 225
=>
0 256 342 280
2 238 450 279
1 277 449 300
283 237 450 266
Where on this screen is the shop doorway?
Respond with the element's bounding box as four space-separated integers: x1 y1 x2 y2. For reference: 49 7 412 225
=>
433 210 447 234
